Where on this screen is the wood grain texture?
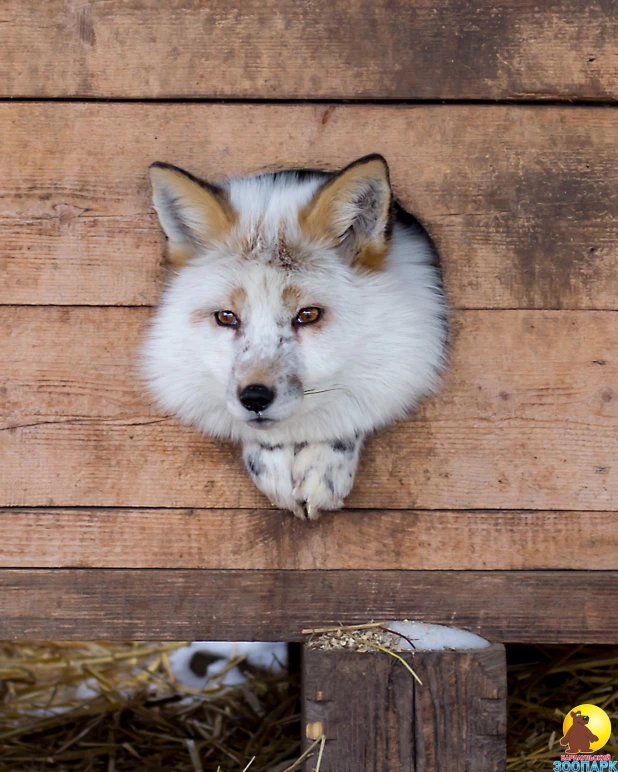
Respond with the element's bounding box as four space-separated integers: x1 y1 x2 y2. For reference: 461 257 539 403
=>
302 645 506 772
2 103 618 309
1 1 616 100
0 570 615 642
2 307 616 511
1 509 617 571
412 645 507 772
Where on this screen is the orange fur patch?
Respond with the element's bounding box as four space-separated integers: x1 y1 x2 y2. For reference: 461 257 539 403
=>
189 309 212 325
238 367 275 390
356 243 389 271
299 156 391 271
228 286 247 311
168 244 195 268
190 287 246 326
150 165 237 267
282 284 302 313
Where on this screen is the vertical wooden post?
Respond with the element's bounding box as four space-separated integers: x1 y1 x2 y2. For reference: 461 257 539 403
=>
302 643 506 772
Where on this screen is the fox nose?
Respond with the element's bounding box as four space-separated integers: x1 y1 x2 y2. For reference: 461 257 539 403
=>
238 384 275 413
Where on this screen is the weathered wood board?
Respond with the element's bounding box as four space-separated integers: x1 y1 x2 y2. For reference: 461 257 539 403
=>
302 645 506 771
0 570 614 642
2 308 616 511
2 104 618 309
1 509 616 571
1 2 616 646
1 1 616 100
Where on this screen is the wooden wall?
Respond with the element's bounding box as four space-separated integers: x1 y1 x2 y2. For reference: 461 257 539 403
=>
1 1 617 641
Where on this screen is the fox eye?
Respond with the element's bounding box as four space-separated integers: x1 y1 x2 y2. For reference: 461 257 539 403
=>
295 307 323 326
214 310 239 328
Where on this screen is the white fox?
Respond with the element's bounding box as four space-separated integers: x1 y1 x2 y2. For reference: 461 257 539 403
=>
142 155 447 520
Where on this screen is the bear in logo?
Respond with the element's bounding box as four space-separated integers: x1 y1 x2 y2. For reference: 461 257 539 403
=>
560 710 599 754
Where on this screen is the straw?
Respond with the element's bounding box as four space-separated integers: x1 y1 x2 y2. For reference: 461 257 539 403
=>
507 644 618 770
0 641 300 771
1 640 616 770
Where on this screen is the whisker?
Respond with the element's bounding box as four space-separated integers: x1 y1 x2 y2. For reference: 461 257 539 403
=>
304 384 353 397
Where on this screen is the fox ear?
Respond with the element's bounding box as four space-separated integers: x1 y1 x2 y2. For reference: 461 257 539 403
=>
300 154 393 271
149 162 236 267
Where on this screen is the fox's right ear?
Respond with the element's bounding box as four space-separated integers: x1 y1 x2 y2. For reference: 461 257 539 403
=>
149 163 236 267
299 154 393 271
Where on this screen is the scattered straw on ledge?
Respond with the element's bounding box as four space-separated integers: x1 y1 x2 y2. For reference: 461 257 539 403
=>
305 625 423 684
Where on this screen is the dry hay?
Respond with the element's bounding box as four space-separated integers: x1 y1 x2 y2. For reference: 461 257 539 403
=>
0 640 617 770
0 641 301 771
508 644 618 769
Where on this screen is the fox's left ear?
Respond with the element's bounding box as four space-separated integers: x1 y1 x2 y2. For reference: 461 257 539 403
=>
299 154 393 270
149 162 236 267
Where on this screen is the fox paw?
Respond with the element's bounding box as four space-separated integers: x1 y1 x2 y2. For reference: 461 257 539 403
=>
242 442 299 514
291 439 362 521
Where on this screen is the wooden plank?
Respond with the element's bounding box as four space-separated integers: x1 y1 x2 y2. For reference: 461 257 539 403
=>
0 570 615 642
411 645 506 772
2 103 618 310
2 308 616 511
302 645 506 771
1 509 617 571
1 1 616 100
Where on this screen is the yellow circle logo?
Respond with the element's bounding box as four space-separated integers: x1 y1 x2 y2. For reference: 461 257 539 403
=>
560 704 612 754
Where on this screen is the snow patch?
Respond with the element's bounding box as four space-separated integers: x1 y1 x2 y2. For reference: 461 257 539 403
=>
386 621 490 651
168 642 288 690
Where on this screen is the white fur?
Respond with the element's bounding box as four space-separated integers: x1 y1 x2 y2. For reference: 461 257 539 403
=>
242 441 299 514
141 166 448 517
291 439 362 520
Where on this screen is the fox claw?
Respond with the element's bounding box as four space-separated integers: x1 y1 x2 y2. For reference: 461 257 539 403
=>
243 436 362 521
291 441 359 520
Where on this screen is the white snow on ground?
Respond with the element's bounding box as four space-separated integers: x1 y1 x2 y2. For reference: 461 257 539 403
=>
386 621 490 651
168 642 288 690
74 677 100 700
25 642 288 718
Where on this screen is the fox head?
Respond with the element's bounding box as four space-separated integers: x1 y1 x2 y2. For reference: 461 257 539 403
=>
142 155 445 444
